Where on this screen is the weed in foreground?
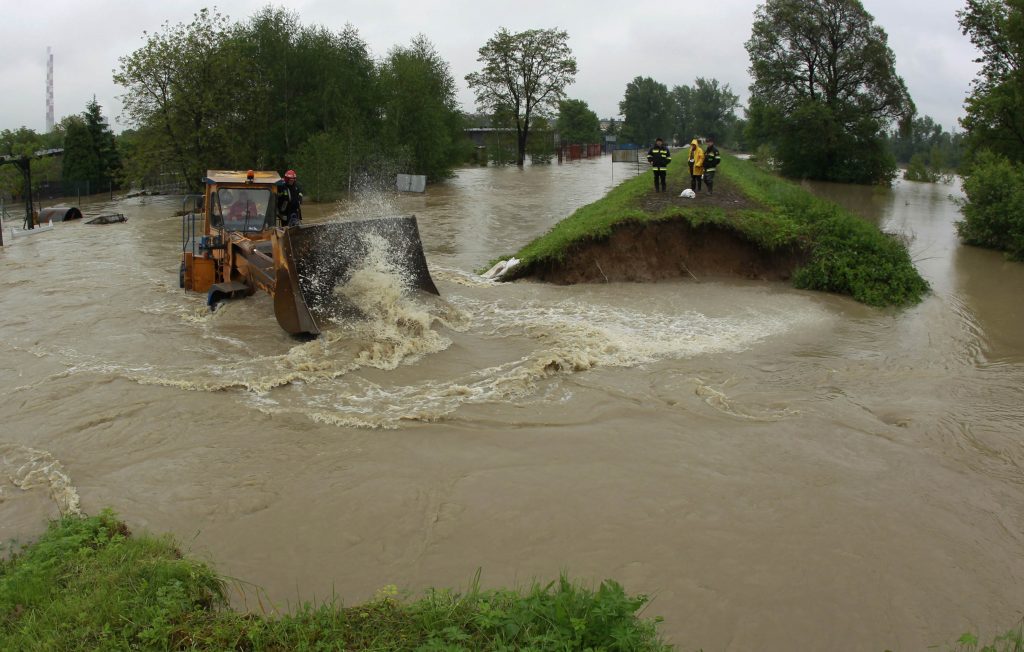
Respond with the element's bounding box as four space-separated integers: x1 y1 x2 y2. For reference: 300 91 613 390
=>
1 512 670 651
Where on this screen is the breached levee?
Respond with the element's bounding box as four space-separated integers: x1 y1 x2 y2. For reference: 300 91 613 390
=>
494 153 929 307
520 219 808 285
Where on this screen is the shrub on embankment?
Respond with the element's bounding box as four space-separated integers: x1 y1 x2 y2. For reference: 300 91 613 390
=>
724 156 930 306
0 512 669 651
957 150 1024 261
503 154 929 307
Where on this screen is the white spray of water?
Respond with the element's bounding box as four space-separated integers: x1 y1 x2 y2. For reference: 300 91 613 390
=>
49 231 466 396
0 443 81 516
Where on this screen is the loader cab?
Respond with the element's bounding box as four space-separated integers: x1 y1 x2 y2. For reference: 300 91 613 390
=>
210 186 274 233
182 169 284 295
203 170 283 238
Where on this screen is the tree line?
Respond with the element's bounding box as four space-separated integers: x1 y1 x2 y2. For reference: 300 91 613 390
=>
2 0 1009 223
0 98 121 201
955 0 1024 260
112 7 467 199
2 15 608 199
617 76 742 148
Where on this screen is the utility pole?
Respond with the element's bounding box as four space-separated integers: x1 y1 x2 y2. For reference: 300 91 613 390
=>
0 149 64 243
22 159 34 229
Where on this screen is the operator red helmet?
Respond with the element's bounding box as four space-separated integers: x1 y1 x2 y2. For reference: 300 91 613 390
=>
284 169 297 181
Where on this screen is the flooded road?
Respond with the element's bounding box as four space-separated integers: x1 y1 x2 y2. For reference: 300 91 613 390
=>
2 157 1022 650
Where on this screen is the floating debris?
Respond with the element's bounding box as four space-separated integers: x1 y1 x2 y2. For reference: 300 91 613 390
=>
85 213 128 225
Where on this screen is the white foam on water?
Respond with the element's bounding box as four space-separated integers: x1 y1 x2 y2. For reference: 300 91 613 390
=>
431 266 499 288
693 377 802 422
39 272 830 428
461 295 824 369
48 236 468 396
254 294 829 428
0 443 81 516
31 214 830 429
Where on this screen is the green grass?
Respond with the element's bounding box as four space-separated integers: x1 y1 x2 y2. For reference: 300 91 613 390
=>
500 154 929 307
1 512 669 651
951 622 1024 652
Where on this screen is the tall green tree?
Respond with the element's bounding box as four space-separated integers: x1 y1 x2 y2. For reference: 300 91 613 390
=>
619 76 672 145
954 1 1024 260
958 0 1024 162
380 35 464 181
60 116 99 188
114 6 467 194
114 8 248 189
745 0 915 183
466 27 577 166
669 85 694 143
670 78 740 144
229 9 378 170
69 99 122 188
556 98 601 144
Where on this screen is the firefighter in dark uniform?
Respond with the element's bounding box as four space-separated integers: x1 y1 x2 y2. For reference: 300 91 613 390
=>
278 169 303 226
646 137 671 192
703 136 722 195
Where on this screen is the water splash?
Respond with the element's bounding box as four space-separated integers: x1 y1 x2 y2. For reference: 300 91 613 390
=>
251 295 828 428
41 277 830 428
49 233 465 396
330 167 404 222
0 443 81 516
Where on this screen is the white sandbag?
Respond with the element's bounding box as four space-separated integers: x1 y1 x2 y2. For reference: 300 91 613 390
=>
482 260 508 279
680 189 696 199
481 256 521 281
498 257 520 278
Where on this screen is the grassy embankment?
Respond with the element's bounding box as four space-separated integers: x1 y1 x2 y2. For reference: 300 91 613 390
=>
503 154 929 306
0 512 669 651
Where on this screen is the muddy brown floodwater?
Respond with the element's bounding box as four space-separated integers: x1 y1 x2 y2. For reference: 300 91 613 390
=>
1 158 1022 650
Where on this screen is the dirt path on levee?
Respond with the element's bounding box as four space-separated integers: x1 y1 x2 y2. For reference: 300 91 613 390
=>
638 153 760 214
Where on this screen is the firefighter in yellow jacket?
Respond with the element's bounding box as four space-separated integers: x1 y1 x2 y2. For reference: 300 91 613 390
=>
689 139 705 192
646 137 671 192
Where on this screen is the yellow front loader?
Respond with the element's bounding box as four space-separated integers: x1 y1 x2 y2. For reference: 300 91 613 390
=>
180 170 438 335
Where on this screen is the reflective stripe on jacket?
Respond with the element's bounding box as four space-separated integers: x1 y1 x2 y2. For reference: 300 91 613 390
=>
646 146 671 171
704 145 721 172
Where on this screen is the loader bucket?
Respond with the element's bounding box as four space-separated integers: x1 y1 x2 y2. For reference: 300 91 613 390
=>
272 216 439 336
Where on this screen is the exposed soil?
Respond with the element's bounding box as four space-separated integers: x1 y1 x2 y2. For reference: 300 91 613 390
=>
524 178 807 285
527 220 808 284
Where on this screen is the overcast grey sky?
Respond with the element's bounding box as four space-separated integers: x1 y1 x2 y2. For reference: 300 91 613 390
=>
3 0 979 134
